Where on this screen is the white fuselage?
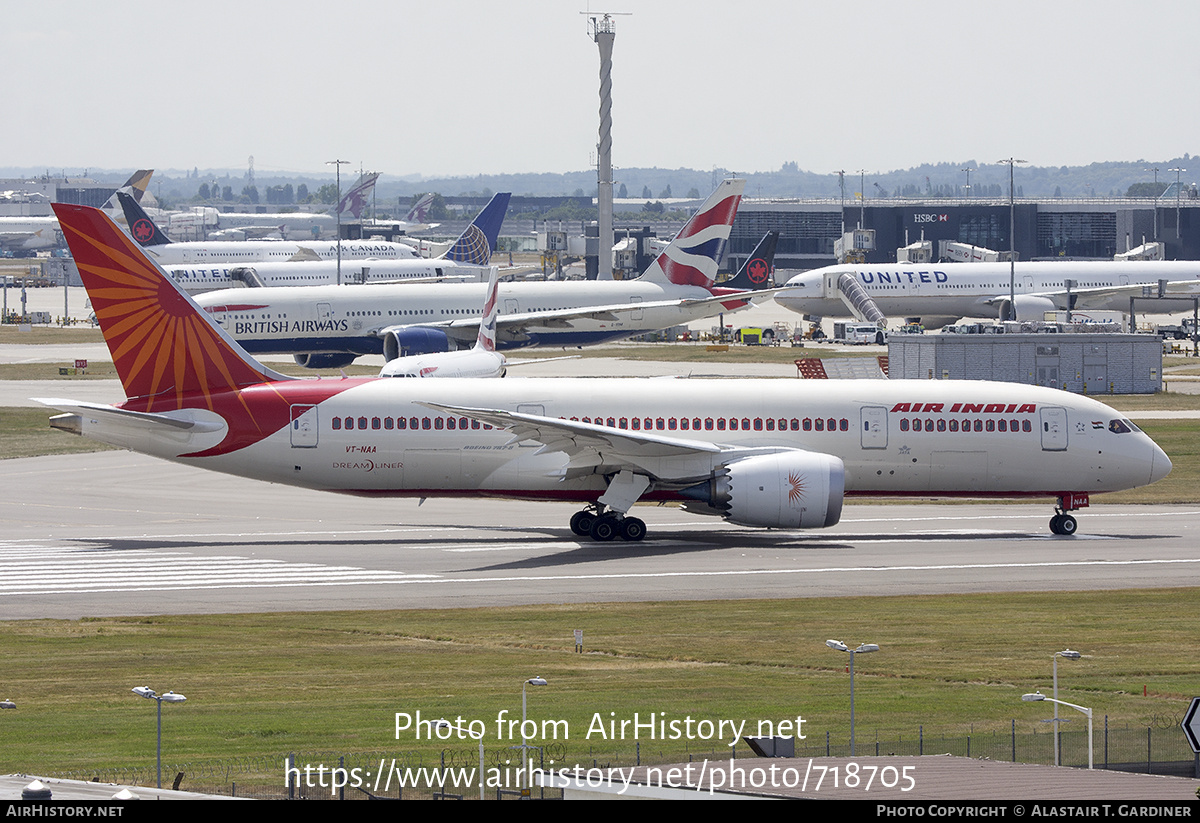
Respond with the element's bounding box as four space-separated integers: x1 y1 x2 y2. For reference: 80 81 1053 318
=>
776 261 1200 321
194 279 746 356
163 258 490 295
140 238 419 268
83 378 1169 503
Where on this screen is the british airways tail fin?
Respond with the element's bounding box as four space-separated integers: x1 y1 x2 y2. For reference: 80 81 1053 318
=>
337 172 381 220
724 231 779 290
637 179 744 288
475 266 500 352
442 192 511 265
116 190 172 247
52 203 290 410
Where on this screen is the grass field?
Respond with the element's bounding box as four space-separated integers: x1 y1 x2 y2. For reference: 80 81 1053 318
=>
1 589 1195 775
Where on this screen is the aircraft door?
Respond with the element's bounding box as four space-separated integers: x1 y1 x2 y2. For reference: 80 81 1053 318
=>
290 404 319 448
317 302 333 323
1039 406 1068 451
860 406 888 449
505 298 520 315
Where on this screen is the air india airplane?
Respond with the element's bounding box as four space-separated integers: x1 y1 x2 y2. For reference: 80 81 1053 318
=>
39 203 1172 541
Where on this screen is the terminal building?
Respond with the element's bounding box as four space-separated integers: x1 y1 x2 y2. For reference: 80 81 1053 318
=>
725 195 1200 274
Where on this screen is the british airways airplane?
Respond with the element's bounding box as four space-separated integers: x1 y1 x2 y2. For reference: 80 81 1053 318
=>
116 192 420 268
776 261 1200 327
191 180 777 368
38 202 1171 541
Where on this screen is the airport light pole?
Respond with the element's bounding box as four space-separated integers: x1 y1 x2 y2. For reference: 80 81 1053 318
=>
835 170 846 235
998 158 1026 319
826 640 878 756
520 676 547 788
131 686 186 788
962 166 975 198
1169 167 1187 240
326 159 350 285
1146 167 1161 240
1049 649 1081 766
1023 692 1093 769
857 169 867 229
437 719 485 801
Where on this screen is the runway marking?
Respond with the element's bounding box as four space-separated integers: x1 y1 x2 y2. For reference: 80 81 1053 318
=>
0 546 436 596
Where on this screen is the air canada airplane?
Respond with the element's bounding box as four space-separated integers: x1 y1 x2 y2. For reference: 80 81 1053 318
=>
776 260 1200 327
158 193 510 295
117 192 420 267
191 180 778 368
40 202 1172 540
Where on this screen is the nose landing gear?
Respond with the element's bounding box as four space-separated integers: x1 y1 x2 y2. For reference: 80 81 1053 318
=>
1050 493 1088 536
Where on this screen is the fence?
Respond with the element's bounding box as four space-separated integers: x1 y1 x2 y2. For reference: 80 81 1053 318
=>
44 721 1199 799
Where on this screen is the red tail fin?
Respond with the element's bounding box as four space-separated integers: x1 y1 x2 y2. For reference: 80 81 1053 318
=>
53 204 285 411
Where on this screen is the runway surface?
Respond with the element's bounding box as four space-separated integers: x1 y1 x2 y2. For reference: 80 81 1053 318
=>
2 451 1197 620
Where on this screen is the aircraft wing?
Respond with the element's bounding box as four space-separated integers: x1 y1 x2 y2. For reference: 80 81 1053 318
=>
374 288 788 346
983 279 1200 311
421 401 791 484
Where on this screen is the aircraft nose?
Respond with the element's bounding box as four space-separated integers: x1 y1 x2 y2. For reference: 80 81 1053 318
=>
1149 440 1172 485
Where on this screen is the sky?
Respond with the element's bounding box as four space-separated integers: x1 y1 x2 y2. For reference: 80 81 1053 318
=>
5 0 1200 180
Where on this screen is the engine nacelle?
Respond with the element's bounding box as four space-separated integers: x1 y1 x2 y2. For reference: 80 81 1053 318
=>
682 451 845 529
292 352 358 369
997 294 1058 322
381 327 454 361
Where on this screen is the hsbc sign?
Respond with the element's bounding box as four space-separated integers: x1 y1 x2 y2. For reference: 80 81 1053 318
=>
912 213 949 224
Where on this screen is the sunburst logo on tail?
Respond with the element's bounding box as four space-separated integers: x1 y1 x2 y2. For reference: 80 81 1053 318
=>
787 472 806 505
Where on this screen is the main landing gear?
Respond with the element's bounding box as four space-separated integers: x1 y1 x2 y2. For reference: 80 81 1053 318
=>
570 470 652 542
1050 493 1089 536
569 505 647 542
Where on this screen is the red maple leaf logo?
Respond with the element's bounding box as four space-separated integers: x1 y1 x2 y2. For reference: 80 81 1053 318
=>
747 258 769 284
132 219 155 243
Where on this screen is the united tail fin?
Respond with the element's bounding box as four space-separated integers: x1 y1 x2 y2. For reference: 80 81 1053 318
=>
723 231 778 290
52 203 290 410
116 191 172 247
636 178 744 288
337 172 381 220
442 192 511 265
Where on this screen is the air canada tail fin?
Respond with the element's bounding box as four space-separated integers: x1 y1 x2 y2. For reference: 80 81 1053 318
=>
405 192 436 223
636 178 744 288
442 192 511 265
337 172 381 219
724 230 779 290
475 266 500 352
116 190 172 247
52 203 289 410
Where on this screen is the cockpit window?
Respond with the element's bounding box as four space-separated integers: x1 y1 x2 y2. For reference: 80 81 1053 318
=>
1108 419 1138 434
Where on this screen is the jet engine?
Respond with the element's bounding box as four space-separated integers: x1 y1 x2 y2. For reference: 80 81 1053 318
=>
293 352 358 369
680 451 845 529
381 327 454 361
997 295 1058 322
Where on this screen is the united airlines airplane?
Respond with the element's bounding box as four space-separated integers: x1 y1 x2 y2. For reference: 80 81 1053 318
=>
776 261 1200 326
38 202 1171 541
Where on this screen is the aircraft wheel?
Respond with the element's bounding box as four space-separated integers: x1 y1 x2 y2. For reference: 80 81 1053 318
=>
1058 514 1078 536
619 517 646 542
570 511 595 537
1050 515 1063 534
590 515 619 542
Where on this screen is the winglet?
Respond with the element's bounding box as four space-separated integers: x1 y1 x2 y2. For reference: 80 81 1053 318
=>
116 190 172 247
52 203 290 410
637 179 744 289
442 192 511 265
